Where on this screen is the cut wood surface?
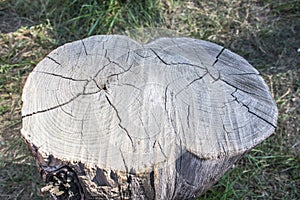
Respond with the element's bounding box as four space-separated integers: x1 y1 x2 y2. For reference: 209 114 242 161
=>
21 35 278 199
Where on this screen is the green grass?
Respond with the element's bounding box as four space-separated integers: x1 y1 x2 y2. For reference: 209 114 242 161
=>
6 0 164 44
0 0 299 199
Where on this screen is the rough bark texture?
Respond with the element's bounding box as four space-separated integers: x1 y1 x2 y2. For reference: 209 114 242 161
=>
21 35 278 199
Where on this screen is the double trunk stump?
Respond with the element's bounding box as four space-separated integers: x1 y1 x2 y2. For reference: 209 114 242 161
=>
21 35 278 199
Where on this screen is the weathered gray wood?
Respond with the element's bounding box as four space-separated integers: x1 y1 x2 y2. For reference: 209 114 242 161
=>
21 35 278 199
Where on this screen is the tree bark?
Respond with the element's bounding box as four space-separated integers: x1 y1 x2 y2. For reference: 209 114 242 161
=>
21 35 278 199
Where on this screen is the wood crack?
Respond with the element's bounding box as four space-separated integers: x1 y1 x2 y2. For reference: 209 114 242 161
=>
81 40 88 56
106 56 127 72
157 141 167 159
187 105 191 128
34 71 88 82
22 79 101 118
22 93 82 118
231 89 276 128
149 48 169 65
105 95 135 151
119 148 129 173
149 48 205 69
106 62 134 80
164 85 169 112
56 95 74 118
228 72 259 76
46 56 62 66
212 47 225 66
175 72 208 98
221 78 258 97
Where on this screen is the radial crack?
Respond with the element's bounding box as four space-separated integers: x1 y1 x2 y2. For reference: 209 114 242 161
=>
22 79 102 118
80 119 84 138
81 40 88 55
228 72 259 76
34 71 88 82
149 48 169 65
47 56 61 66
212 47 225 66
231 90 276 128
22 93 82 118
187 105 191 128
156 141 167 159
105 95 135 150
149 48 205 69
56 94 74 118
106 62 134 79
106 56 127 72
175 72 208 97
91 79 108 92
164 84 169 111
119 148 129 174
221 78 258 96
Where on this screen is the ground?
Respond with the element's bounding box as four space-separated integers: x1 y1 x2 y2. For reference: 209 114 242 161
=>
0 0 299 199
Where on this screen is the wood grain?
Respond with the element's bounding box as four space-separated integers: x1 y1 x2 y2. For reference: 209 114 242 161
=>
21 35 278 199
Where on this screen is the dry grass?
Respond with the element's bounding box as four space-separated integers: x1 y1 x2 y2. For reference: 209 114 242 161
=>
0 0 299 199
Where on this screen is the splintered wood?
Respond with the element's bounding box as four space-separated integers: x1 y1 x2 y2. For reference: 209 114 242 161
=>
21 35 278 199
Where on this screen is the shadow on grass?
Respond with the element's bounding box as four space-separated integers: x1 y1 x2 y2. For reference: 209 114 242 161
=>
0 162 50 200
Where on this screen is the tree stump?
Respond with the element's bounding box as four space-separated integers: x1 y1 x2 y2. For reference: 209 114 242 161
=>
21 35 278 200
